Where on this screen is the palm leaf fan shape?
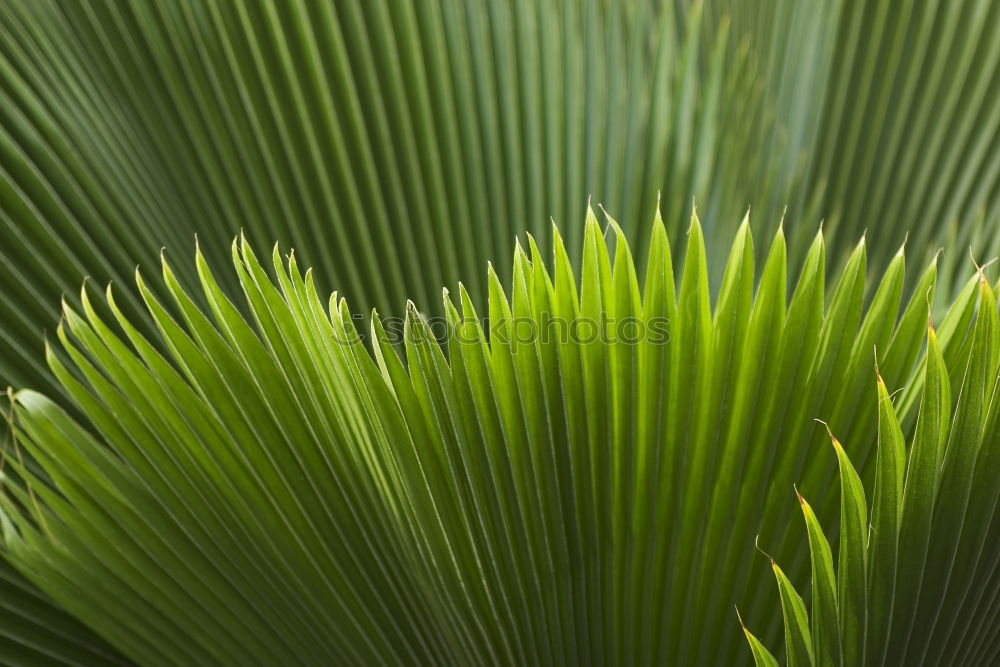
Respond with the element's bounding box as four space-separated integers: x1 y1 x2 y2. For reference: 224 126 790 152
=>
9 0 1000 395
3 206 985 665
1 0 1000 664
0 1 745 661
0 0 755 398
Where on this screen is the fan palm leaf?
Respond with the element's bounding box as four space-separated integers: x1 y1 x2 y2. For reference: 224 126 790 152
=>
748 272 1000 664
0 0 760 398
1 0 1000 664
4 208 988 665
705 0 1000 276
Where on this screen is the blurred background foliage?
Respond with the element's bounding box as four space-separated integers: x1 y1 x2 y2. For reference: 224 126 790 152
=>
3 0 999 397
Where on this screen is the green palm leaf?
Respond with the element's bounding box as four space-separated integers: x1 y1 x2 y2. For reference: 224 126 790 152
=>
3 208 983 665
1 0 1000 664
0 2 758 660
0 0 762 398
707 0 1000 279
749 274 1000 664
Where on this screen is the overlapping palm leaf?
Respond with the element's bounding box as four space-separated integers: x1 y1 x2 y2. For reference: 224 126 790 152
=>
0 0 760 397
2 0 1000 664
748 273 1000 665
4 209 989 664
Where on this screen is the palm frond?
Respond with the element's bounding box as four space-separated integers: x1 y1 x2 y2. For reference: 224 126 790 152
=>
0 0 761 397
705 0 1000 292
1 1 1000 663
3 207 983 665
748 273 1000 664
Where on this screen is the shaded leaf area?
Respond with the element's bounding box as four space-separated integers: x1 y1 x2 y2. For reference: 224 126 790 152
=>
0 558 131 666
3 209 985 666
747 274 1000 665
0 0 760 398
704 0 1000 284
